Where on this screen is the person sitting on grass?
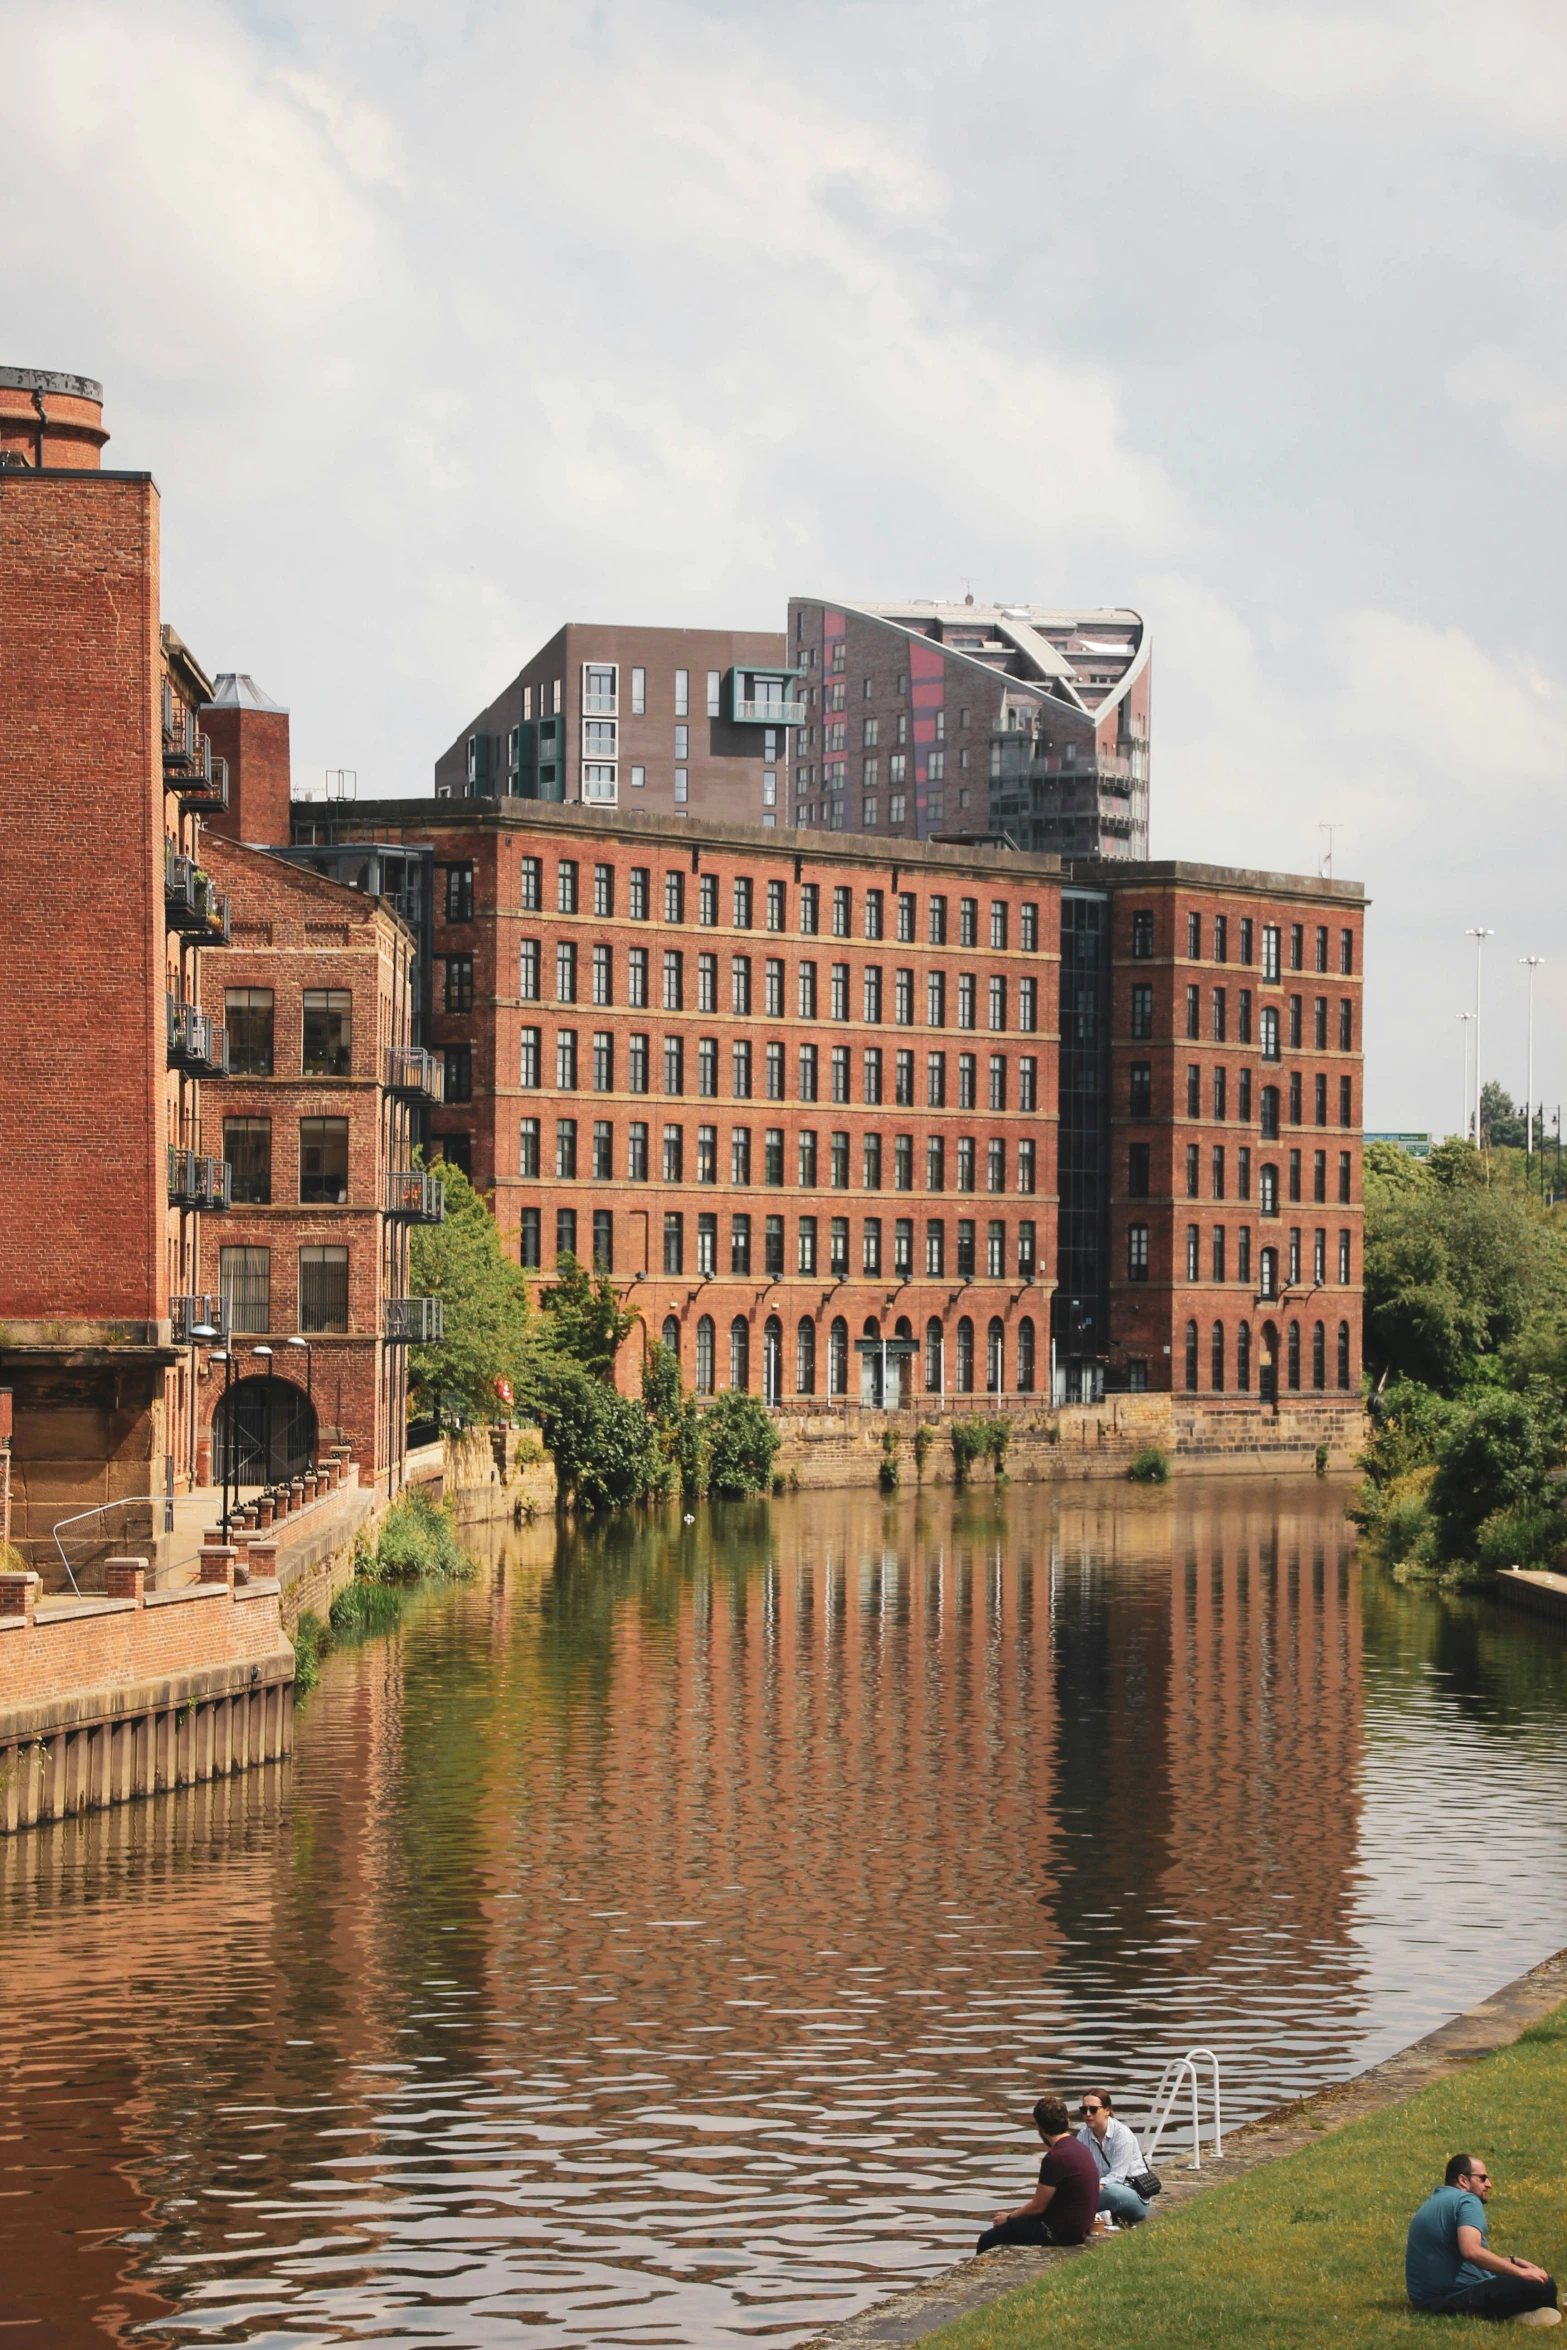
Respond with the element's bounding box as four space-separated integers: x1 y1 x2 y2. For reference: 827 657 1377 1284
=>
1406 2152 1559 2325
1075 2089 1153 2226
975 2095 1101 2255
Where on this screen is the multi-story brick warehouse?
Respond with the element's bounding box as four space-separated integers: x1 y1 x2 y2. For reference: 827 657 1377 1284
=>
786 597 1150 856
287 801 1364 1411
433 623 801 829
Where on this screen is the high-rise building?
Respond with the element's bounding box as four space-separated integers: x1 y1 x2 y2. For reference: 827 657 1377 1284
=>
786 597 1149 856
432 623 803 828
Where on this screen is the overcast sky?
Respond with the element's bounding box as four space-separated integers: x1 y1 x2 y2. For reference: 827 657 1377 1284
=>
5 0 1564 1130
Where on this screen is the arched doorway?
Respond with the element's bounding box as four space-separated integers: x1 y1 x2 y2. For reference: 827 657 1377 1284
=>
925 1317 944 1395
860 1316 882 1407
1017 1317 1035 1393
829 1316 849 1397
213 1375 317 1486
796 1317 816 1396
763 1315 783 1406
1260 1321 1279 1406
986 1317 1004 1395
955 1317 974 1393
730 1317 750 1392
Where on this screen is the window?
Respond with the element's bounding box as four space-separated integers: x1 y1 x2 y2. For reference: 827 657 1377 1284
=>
1018 1139 1036 1195
302 989 352 1075
1212 987 1227 1044
1341 928 1354 975
1239 990 1253 1045
518 1118 540 1178
1314 1072 1328 1126
519 1026 541 1088
863 965 883 1023
1340 1074 1353 1127
518 1208 541 1268
1288 994 1302 1050
1187 911 1201 959
927 1136 945 1192
1314 1228 1326 1284
1313 1147 1327 1203
864 889 884 940
1127 1142 1150 1198
1129 982 1153 1040
520 856 542 912
960 898 977 948
987 1220 1005 1279
665 871 684 924
732 1129 751 1185
798 883 819 936
224 1117 271 1206
893 1218 913 1279
664 1036 684 1096
929 895 948 946
733 877 753 929
798 1130 817 1186
861 1216 881 1275
861 1132 882 1191
299 1246 348 1335
1260 1005 1280 1060
829 1217 849 1277
663 1212 684 1274
988 1056 1006 1111
1239 1069 1252 1121
1184 1319 1199 1391
444 957 473 1016
989 976 1007 1032
662 950 683 1011
299 1116 348 1204
1130 1062 1152 1117
798 961 818 1019
894 1133 913 1190
1238 1146 1252 1199
1260 1164 1278 1216
1262 924 1280 982
1260 1084 1279 1139
1339 1228 1351 1284
1313 996 1328 1050
1214 914 1229 963
1212 1225 1226 1282
1289 922 1304 972
698 1037 717 1098
1338 1321 1352 1390
764 1214 784 1274
444 1041 473 1102
1241 917 1254 965
797 1042 818 1100
1287 1321 1301 1391
765 1128 784 1184
730 1214 751 1275
863 1047 882 1104
892 967 913 1025
829 1129 850 1189
557 1030 578 1089
697 1213 717 1277
1212 1145 1226 1199
556 1118 578 1180
1214 1067 1227 1120
1289 1149 1301 1203
956 1136 974 1192
1339 1151 1352 1204
219 1244 270 1335
1237 1225 1252 1283
1187 1065 1201 1118
556 941 577 1004
593 1122 613 1180
1186 1223 1200 1280
1212 1321 1226 1392
441 862 474 923
1131 909 1153 959
926 1219 945 1277
1128 1223 1150 1281
896 1049 914 1105
1186 1143 1200 1197
674 669 689 718
628 1034 649 1095
988 1139 1006 1195
1289 1071 1302 1125
223 987 276 1081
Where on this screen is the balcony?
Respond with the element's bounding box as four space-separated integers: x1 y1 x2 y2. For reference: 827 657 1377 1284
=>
167 1148 232 1212
166 994 230 1077
384 1295 444 1345
166 733 231 814
385 1046 445 1104
170 1292 229 1345
164 844 208 935
192 870 231 945
725 667 807 728
384 1169 447 1224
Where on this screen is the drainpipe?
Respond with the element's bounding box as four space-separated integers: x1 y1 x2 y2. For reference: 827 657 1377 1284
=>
31 389 45 470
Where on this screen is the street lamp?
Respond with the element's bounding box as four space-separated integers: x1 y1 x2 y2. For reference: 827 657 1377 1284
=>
1457 1013 1473 1143
251 1346 274 1490
285 1336 314 1471
1522 957 1545 1181
1465 927 1494 1145
209 1349 235 1541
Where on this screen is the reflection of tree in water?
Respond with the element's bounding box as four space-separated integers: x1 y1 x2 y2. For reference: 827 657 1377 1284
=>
1362 1563 1567 1734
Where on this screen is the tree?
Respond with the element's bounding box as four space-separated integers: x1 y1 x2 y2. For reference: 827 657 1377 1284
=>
1481 1081 1526 1152
1428 1384 1567 1560
532 1358 663 1511
702 1392 781 1498
408 1162 535 1422
1364 1171 1549 1392
540 1252 637 1380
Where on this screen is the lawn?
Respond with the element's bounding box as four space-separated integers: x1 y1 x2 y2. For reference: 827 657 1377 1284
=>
922 2002 1567 2347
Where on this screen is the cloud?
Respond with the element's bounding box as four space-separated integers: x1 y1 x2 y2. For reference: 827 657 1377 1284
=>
1447 348 1567 467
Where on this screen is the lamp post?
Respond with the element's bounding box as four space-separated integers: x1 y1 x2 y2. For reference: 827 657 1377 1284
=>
1522 957 1544 1181
1456 1012 1473 1144
209 1350 235 1540
1465 927 1494 1145
285 1336 314 1471
251 1346 274 1489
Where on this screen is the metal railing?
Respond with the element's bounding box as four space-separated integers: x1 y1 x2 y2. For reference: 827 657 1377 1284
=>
732 697 808 726
1143 2048 1223 2169
167 1148 232 1212
170 1292 229 1345
383 1296 444 1345
383 1170 447 1223
166 995 230 1076
384 1046 445 1103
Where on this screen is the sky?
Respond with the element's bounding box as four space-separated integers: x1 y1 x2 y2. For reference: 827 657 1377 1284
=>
4 0 1565 1132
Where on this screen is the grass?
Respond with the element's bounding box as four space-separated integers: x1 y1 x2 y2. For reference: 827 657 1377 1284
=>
922 2002 1567 2349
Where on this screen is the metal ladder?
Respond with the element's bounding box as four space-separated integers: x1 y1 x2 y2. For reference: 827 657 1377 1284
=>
1143 2046 1223 2168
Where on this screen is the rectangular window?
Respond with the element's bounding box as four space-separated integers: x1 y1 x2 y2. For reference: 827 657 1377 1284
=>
927 1050 947 1108
987 1053 1006 1112
896 1049 914 1106
798 1043 819 1101
987 1220 1005 1279
1339 1228 1352 1283
765 1128 784 1185
665 871 684 923
864 889 884 940
444 956 473 1016
1018 976 1037 1032
1237 1225 1251 1283
556 860 578 915
1340 1075 1353 1127
299 1116 348 1204
989 901 1008 951
298 1245 348 1336
1214 914 1229 963
926 1219 945 1277
1214 1066 1227 1120
893 1218 913 1278
662 950 683 1011
1212 1226 1226 1282
301 987 353 1076
731 1128 751 1185
863 1216 882 1275
1212 1145 1226 1198
224 986 275 1077
1288 1148 1302 1203
1314 1147 1327 1203
628 1123 648 1182
731 1212 752 1275
224 1117 271 1206
1128 1223 1149 1281
663 1212 684 1275
732 1039 752 1099
698 1037 718 1097
556 941 577 1004
956 1137 975 1193
443 862 474 922
929 895 948 946
733 877 753 929
1130 1062 1152 1117
674 669 689 718
1187 1064 1201 1117
592 1209 613 1272
927 1136 945 1193
664 1035 684 1095
1262 924 1281 982
1290 1071 1302 1125
1340 999 1353 1051
765 1215 784 1276
1019 1137 1038 1196
589 943 611 1007
895 967 914 1024
1187 911 1201 959
663 1124 684 1182
697 1213 717 1277
957 973 974 1031
519 1026 541 1088
762 1042 782 1100
557 1030 578 1089
707 668 721 717
520 856 542 912
830 1129 850 1188
1186 983 1200 1040
593 1122 613 1180
1314 1227 1326 1284
1018 1056 1036 1113
518 1118 540 1178
1131 982 1153 1039
894 1134 913 1191
698 874 718 927
219 1243 270 1336
829 1216 849 1277
1341 928 1354 975
863 1046 883 1105
1131 909 1154 959
444 1041 473 1102
556 1118 578 1180
800 884 819 935
989 976 1007 1032
1187 1144 1200 1198
1314 996 1328 1050
798 960 818 1019
1290 922 1304 971
988 1139 1006 1194
960 898 977 948
628 1034 649 1095
767 879 786 931
1289 1227 1301 1285
629 867 649 920
863 1132 882 1190
1289 993 1302 1049
1238 1146 1252 1199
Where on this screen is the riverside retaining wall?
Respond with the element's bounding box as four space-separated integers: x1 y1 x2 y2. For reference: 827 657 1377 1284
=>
406 1426 558 1522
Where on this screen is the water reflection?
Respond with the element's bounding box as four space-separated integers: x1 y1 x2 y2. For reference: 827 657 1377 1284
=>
2 1479 1567 2346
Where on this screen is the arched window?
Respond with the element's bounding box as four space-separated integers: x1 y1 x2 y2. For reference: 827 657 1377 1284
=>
661 1313 680 1358
1017 1317 1035 1393
730 1316 750 1392
829 1316 849 1397
925 1317 944 1393
695 1315 715 1395
986 1317 1004 1394
213 1376 317 1485
1260 1005 1280 1062
1259 1246 1278 1298
955 1316 974 1393
1260 1164 1278 1216
1312 1319 1325 1391
861 1316 882 1407
797 1317 816 1395
1337 1320 1352 1391
1237 1320 1251 1393
1211 1320 1225 1393
1260 1324 1279 1404
1287 1320 1301 1391
763 1315 782 1406
1184 1318 1199 1392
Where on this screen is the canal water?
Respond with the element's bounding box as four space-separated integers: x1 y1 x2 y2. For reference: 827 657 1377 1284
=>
6 1478 1567 2347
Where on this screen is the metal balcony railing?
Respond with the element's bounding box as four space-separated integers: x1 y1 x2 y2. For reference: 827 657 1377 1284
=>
164 842 211 935
385 1046 445 1103
732 697 808 726
191 869 231 944
167 733 231 814
166 994 230 1077
383 1170 447 1223
170 1292 229 1345
168 1148 232 1211
383 1295 444 1345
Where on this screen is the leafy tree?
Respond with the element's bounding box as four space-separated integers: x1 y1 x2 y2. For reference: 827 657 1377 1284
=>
1428 1384 1567 1560
540 1252 637 1380
1481 1081 1527 1152
702 1392 781 1498
408 1162 534 1422
532 1358 663 1511
1364 1169 1548 1391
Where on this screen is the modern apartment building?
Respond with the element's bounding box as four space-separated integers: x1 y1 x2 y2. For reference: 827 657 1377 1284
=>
433 623 802 829
786 598 1150 857
285 798 1363 1413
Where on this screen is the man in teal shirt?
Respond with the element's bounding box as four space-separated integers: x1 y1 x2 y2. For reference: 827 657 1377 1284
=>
1406 2153 1558 2324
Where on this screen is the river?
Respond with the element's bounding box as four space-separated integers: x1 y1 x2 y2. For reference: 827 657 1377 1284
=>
4 1477 1567 2347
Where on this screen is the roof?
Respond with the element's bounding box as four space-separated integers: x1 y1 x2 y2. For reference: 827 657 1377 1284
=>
207 672 288 714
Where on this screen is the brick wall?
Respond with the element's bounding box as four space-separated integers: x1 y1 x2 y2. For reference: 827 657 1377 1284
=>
0 1570 286 1714
201 703 292 849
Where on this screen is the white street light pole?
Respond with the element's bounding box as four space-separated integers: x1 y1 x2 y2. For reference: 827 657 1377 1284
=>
1457 1013 1473 1142
1465 928 1494 1144
1522 957 1544 1168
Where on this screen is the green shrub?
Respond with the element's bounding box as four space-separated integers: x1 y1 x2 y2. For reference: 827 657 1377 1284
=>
879 1428 901 1491
1429 1384 1567 1561
913 1424 935 1480
330 1578 410 1639
1127 1444 1170 1485
1475 1502 1564 1576
533 1358 664 1510
374 1485 470 1582
704 1391 781 1499
1315 1442 1330 1476
292 1608 327 1695
952 1416 1010 1487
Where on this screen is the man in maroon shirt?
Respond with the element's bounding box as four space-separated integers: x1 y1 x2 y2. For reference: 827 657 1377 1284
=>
975 2095 1103 2254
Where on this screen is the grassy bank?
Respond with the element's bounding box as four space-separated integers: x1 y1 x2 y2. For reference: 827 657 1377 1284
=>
924 2001 1567 2348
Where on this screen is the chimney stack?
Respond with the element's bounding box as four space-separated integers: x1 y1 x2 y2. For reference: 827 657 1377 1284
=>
0 369 109 470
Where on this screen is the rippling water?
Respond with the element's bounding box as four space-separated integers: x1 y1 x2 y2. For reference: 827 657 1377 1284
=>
4 1478 1567 2347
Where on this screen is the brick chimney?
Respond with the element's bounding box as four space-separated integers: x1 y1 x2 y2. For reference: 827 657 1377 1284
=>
201 674 293 847
0 368 109 469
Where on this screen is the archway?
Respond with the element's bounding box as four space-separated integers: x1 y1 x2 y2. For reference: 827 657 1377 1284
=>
1260 1321 1280 1406
860 1316 882 1408
764 1315 783 1406
986 1317 1004 1395
829 1317 849 1397
213 1375 317 1486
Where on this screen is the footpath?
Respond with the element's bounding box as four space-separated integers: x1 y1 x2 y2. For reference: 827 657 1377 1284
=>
805 1945 1567 2348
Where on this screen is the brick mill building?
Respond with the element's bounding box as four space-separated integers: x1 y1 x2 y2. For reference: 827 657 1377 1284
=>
286 799 1364 1415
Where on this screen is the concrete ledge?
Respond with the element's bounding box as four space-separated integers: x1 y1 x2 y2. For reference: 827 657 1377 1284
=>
144 1583 228 1608
0 1644 296 1745
34 1595 137 1623
1494 1567 1567 1624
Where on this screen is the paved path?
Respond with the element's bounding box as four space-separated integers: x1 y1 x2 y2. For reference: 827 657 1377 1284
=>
803 1946 1567 2348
